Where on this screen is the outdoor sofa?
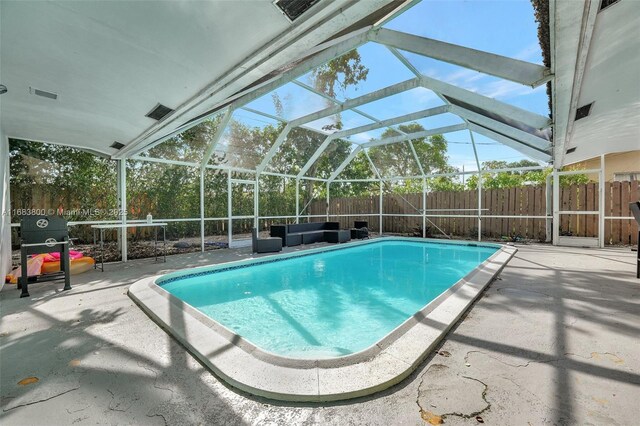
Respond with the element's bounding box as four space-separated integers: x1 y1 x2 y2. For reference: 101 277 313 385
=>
270 222 350 246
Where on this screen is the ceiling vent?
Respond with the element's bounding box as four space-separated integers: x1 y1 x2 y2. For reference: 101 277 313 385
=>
575 102 593 121
110 141 125 150
29 87 58 100
146 104 174 121
566 147 577 154
274 0 320 21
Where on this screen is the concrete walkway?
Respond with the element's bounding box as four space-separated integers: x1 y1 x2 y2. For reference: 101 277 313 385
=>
1 243 638 425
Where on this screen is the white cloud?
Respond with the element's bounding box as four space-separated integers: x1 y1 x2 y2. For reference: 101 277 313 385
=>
513 42 544 64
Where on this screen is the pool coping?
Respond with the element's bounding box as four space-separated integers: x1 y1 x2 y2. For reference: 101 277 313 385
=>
128 237 517 402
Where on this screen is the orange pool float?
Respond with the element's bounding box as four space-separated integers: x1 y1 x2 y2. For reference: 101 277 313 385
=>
40 256 95 275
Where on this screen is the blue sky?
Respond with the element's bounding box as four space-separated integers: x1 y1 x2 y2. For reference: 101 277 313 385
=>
238 0 548 174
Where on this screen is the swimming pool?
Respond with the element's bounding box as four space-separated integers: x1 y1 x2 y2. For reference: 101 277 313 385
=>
129 237 516 401
160 240 496 358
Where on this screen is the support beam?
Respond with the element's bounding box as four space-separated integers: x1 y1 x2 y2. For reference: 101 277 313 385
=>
420 75 551 129
467 123 552 162
296 135 336 179
226 28 371 114
295 179 300 224
407 141 425 176
379 180 383 235
255 124 292 174
201 108 233 168
241 107 287 123
552 169 560 245
469 131 482 242
450 105 551 152
332 105 449 139
254 175 259 231
363 123 467 148
200 168 205 252
328 146 363 182
422 177 426 238
372 28 551 87
386 46 421 77
227 169 232 245
290 77 422 127
326 182 330 221
118 159 128 262
599 154 605 248
292 79 409 135
364 149 382 180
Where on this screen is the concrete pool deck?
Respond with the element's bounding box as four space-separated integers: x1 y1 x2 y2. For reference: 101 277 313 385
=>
1 242 638 424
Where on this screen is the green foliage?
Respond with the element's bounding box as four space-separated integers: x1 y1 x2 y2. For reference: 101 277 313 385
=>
366 123 462 192
312 49 369 99
466 160 590 189
9 139 118 222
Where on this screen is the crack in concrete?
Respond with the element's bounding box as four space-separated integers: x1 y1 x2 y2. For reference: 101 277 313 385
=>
66 404 90 414
2 386 80 412
440 375 491 420
465 350 563 368
106 388 129 413
146 410 169 426
415 366 435 421
495 286 553 298
137 360 175 397
415 368 492 423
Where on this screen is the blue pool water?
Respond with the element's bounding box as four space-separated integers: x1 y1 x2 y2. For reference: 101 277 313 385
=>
160 240 497 358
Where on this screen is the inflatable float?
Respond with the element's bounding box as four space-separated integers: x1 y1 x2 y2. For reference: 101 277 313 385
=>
6 251 95 284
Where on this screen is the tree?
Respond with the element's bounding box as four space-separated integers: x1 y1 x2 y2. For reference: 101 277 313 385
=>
366 123 461 192
311 49 368 100
9 139 118 223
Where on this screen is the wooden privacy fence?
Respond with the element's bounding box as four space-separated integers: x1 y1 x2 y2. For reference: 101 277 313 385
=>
310 181 639 245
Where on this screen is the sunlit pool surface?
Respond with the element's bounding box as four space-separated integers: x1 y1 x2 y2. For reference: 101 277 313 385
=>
160 240 497 358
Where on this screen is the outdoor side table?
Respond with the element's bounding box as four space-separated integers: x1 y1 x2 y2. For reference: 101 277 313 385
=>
91 223 168 271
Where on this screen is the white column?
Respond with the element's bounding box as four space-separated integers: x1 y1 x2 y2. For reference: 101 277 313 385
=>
119 159 128 262
379 180 383 236
552 169 560 245
254 175 259 230
227 169 232 245
422 177 427 238
200 168 205 252
545 173 552 242
295 179 300 224
326 182 330 221
598 154 605 248
477 171 482 242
